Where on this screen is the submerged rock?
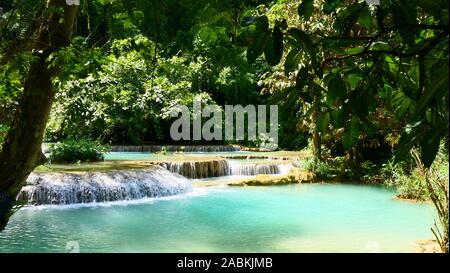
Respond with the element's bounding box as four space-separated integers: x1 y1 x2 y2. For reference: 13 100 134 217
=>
414 240 442 253
228 168 312 186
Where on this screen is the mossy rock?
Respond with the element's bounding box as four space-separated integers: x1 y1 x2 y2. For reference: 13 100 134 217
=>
228 168 313 186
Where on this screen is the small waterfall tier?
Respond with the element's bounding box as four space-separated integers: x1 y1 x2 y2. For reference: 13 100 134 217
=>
17 166 192 205
228 161 292 176
157 159 292 178
157 159 230 179
110 145 241 153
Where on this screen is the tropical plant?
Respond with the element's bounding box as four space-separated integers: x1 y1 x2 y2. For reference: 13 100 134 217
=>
48 139 110 164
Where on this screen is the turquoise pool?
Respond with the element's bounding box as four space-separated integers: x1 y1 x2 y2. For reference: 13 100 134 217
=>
103 151 301 161
0 183 434 253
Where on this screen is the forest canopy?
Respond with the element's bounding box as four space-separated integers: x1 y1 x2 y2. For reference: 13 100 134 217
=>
0 0 448 248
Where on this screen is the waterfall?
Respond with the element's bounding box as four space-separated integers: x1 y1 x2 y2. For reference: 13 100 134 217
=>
17 166 192 205
157 159 230 179
158 159 292 178
228 161 292 176
109 145 241 153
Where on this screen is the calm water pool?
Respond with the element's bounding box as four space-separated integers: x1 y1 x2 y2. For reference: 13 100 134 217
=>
103 151 303 161
0 183 434 253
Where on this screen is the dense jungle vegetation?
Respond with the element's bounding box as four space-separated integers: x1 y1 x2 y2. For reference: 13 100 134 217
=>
0 0 448 251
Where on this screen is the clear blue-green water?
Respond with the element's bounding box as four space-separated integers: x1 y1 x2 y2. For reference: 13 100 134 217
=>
103 151 298 161
0 183 434 253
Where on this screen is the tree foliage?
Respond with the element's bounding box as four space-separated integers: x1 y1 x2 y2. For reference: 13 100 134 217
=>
243 0 448 168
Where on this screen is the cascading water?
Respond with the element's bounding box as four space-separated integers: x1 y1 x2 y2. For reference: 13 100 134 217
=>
158 159 292 178
157 159 231 179
227 160 292 176
17 166 192 205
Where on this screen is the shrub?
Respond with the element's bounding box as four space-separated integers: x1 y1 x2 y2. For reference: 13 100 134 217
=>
304 157 341 179
48 139 110 164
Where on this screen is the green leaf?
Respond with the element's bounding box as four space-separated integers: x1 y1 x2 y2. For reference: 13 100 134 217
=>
327 74 346 105
298 0 314 20
323 0 342 14
296 66 309 89
256 16 269 33
346 73 363 89
317 112 330 133
288 28 323 78
394 122 427 163
342 117 359 150
264 26 284 66
421 128 442 168
361 119 377 137
352 92 370 118
415 63 449 116
289 28 315 56
357 3 372 29
284 47 302 73
330 108 345 128
333 3 364 34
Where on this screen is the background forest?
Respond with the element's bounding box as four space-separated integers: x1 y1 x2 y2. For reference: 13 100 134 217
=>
0 0 448 251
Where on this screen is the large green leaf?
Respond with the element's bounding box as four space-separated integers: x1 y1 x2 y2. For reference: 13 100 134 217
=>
264 26 284 66
421 128 442 168
317 112 330 133
342 117 359 150
415 63 449 116
327 74 346 106
289 28 315 56
288 28 323 78
296 66 309 89
284 47 302 73
361 119 377 137
352 92 370 118
357 3 372 29
330 108 345 128
394 122 427 163
298 0 314 21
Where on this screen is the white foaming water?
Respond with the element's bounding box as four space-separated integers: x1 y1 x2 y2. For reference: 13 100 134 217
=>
159 159 293 178
20 186 215 211
17 166 192 205
227 160 292 176
159 159 230 178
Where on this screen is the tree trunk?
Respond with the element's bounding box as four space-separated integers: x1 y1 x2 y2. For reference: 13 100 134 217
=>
312 94 322 163
0 0 77 230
